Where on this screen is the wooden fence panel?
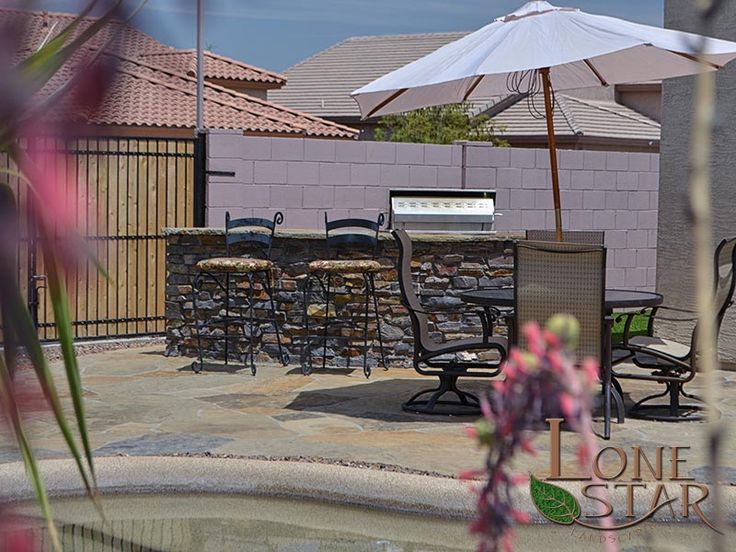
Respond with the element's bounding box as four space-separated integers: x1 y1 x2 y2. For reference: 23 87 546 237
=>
0 136 195 343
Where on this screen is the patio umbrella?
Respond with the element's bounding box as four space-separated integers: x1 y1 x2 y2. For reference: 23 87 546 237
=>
351 1 736 240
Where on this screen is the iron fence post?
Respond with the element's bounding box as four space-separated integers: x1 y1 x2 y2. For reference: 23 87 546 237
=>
194 131 207 227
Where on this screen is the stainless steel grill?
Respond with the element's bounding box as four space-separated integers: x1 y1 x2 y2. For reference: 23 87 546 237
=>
390 190 495 232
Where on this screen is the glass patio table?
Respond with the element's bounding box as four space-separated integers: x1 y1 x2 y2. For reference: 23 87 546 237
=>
460 287 663 345
460 288 663 312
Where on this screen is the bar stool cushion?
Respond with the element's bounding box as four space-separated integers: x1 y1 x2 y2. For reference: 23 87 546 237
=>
196 257 273 273
308 259 383 274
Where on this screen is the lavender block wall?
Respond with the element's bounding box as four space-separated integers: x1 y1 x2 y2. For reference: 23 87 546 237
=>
206 131 660 290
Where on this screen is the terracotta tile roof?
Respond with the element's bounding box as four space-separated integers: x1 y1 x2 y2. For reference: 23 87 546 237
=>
1 7 284 87
6 8 355 138
270 32 469 118
55 51 357 138
0 6 171 55
139 50 286 87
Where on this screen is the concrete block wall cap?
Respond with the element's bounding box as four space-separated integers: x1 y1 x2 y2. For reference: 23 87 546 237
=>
162 227 525 242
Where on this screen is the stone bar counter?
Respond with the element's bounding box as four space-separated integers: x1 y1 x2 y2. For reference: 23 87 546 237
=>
164 228 521 369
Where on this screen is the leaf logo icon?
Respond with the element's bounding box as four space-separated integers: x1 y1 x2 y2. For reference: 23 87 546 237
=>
529 475 581 525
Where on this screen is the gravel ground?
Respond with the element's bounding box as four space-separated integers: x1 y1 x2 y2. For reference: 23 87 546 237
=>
167 452 460 479
16 336 166 364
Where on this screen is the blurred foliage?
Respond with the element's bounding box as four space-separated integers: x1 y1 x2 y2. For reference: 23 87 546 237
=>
375 103 508 146
0 2 125 549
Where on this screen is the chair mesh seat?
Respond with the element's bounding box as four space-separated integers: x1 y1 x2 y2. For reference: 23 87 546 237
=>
196 257 273 273
308 259 383 274
628 335 690 364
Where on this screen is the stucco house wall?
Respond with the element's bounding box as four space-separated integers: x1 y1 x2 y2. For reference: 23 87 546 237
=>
658 0 736 365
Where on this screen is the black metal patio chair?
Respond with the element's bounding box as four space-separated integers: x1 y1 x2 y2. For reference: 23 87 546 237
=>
392 229 507 416
191 211 288 375
613 237 736 421
302 213 386 378
514 240 617 438
484 230 605 344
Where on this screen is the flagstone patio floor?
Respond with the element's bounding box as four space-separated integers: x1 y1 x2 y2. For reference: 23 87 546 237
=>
3 345 735 483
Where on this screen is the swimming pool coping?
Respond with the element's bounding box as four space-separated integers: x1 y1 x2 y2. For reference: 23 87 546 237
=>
0 456 734 525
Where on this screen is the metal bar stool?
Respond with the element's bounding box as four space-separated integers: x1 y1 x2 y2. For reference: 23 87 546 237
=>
301 213 386 378
191 211 288 375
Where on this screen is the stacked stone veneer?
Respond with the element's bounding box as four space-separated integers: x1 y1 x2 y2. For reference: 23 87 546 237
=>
165 229 516 368
206 131 660 290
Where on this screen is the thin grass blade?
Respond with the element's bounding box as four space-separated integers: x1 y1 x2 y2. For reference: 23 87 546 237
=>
0 357 61 552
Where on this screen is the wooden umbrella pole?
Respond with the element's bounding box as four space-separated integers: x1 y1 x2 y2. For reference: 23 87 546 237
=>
540 67 563 241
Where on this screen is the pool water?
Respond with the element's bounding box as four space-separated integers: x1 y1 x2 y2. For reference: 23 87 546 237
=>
4 493 729 551
6 494 476 551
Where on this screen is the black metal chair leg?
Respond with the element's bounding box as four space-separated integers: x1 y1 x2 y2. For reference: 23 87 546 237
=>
362 274 371 379
628 381 709 422
602 364 613 440
669 381 679 418
402 375 481 416
602 315 615 439
321 273 331 371
246 272 256 375
224 272 230 365
264 270 288 366
612 385 625 424
302 274 313 375
192 273 204 373
369 273 386 370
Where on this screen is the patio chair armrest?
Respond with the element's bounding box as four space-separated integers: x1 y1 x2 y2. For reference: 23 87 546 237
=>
413 304 502 340
648 305 698 322
615 310 645 346
414 304 502 318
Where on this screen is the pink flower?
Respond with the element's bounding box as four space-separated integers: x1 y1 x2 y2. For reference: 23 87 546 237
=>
577 443 591 468
519 438 536 456
560 392 575 418
582 358 600 385
459 469 484 481
510 509 531 524
510 474 529 485
480 396 492 419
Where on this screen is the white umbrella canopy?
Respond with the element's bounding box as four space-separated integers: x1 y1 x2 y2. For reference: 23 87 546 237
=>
351 1 736 239
352 1 736 118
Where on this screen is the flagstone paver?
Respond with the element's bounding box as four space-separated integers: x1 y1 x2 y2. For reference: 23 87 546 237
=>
6 346 735 481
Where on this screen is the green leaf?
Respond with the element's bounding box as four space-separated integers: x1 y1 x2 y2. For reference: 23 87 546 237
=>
19 0 122 99
0 357 62 551
41 239 97 485
8 146 98 490
529 475 581 525
3 264 97 496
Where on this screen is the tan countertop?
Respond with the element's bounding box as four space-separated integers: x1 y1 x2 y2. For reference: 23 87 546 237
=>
163 227 523 243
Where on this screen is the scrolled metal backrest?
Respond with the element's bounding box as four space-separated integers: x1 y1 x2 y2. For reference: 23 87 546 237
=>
392 229 431 352
514 240 606 363
712 237 736 332
225 211 283 260
325 212 385 259
526 230 605 245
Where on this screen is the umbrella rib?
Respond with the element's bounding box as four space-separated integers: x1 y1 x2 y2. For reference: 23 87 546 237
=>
365 88 408 119
667 49 721 70
583 59 608 86
462 75 484 102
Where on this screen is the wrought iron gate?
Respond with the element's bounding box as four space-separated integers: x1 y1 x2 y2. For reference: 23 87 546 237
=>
5 136 197 341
